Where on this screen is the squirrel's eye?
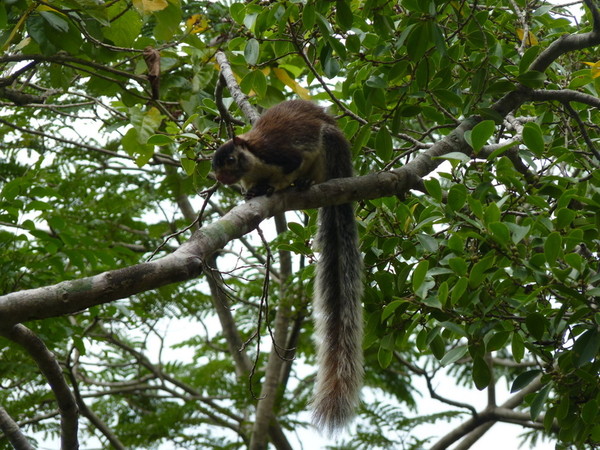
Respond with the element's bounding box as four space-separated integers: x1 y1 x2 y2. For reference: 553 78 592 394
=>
226 155 236 164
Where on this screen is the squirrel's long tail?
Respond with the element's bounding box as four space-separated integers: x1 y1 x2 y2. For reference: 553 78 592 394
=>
311 127 364 435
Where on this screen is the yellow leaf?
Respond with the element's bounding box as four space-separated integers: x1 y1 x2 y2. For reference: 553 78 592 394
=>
37 5 61 12
583 61 600 78
132 0 168 14
186 14 208 34
516 28 538 46
273 68 311 100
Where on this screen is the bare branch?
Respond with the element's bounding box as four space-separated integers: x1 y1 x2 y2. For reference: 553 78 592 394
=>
493 7 600 117
430 377 544 450
215 51 260 124
66 350 126 450
529 88 600 109
395 353 478 416
205 255 254 378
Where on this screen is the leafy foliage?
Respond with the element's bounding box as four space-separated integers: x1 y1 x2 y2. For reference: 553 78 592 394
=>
1 0 599 449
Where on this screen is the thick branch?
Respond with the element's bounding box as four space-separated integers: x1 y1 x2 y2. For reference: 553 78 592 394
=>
0 407 35 450
0 252 202 326
430 377 544 450
529 88 600 108
0 118 473 327
531 1 600 73
0 325 79 450
493 3 600 117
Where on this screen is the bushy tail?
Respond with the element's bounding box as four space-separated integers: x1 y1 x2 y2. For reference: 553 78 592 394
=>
311 126 363 435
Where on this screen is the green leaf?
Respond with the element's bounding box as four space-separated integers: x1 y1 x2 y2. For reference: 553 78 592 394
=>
522 122 545 155
320 44 340 78
448 257 467 276
512 332 525 362
375 126 393 161
505 222 530 244
530 384 551 421
102 8 142 47
572 328 600 367
432 89 462 108
196 159 212 179
412 260 429 292
544 231 562 265
489 222 510 245
381 300 404 322
230 3 246 24
450 277 468 305
469 256 494 288
0 3 7 29
423 178 442 202
470 120 495 152
335 0 353 30
517 70 547 88
525 312 546 340
302 2 316 30
447 184 467 211
429 335 445 360
147 134 174 145
582 399 598 424
352 125 371 154
440 345 468 366
483 202 500 224
244 38 260 65
555 208 576 229
39 11 70 33
447 234 464 253
122 128 154 167
519 46 541 74
472 356 491 390
487 331 510 352
438 281 449 306
180 157 196 176
378 346 393 368
417 234 439 252
406 21 430 62
240 70 267 97
154 2 182 41
510 370 541 393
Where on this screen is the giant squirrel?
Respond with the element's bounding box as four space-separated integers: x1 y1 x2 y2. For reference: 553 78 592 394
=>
212 100 363 435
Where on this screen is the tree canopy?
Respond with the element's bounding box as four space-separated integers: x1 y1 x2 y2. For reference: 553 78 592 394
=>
1 0 600 449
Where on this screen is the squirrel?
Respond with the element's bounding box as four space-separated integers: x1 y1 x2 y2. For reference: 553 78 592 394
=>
212 100 364 435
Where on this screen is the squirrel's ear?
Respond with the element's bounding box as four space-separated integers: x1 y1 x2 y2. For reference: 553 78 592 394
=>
233 136 247 146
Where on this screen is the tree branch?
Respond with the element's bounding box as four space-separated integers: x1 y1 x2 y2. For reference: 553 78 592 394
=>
66 350 126 450
0 325 79 450
493 2 600 117
0 115 475 327
529 88 600 109
430 376 544 450
215 51 260 124
0 407 35 450
250 216 295 450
